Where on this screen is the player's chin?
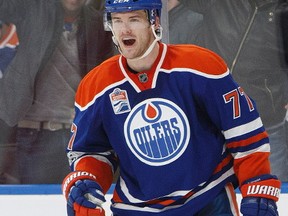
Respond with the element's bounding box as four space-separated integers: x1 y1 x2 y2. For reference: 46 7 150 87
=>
123 53 137 60
120 48 137 59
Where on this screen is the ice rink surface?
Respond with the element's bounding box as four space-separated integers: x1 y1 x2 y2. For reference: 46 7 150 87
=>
0 184 287 216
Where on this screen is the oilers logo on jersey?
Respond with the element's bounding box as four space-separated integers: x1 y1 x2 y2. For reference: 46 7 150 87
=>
124 98 190 166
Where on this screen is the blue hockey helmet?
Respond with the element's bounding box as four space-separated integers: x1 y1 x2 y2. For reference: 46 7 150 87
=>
105 0 162 25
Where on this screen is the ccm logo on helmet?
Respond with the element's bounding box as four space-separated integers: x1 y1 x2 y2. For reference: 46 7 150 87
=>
112 0 129 3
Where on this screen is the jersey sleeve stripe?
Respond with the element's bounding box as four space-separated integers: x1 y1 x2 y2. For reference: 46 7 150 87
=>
226 131 268 149
231 143 270 159
224 183 240 216
160 68 230 79
213 154 233 174
223 117 263 139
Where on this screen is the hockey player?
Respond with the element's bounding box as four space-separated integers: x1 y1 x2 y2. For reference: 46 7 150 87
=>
62 0 281 215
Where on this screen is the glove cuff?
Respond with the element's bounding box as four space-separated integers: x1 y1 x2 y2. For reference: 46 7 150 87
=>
240 176 281 201
62 171 98 199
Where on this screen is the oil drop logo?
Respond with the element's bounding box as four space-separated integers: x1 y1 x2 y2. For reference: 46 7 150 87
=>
124 98 190 166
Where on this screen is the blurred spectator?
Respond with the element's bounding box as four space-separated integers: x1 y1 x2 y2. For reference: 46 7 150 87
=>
86 0 105 11
0 21 19 183
0 21 18 78
0 0 114 184
179 0 288 181
167 0 203 44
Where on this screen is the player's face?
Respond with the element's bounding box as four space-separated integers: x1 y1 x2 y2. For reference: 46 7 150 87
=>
111 10 155 59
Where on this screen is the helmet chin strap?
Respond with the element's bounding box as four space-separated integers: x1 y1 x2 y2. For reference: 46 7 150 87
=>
111 24 163 61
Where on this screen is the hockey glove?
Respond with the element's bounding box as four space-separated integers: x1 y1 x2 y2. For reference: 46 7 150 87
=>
62 171 106 216
240 174 281 216
241 197 278 216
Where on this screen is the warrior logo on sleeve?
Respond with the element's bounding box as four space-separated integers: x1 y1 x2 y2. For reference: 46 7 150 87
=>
124 98 190 166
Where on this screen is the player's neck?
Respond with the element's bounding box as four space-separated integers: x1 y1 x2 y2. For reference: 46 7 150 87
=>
127 42 160 72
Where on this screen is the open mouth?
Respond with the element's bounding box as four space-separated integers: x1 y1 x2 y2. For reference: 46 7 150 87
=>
123 39 136 46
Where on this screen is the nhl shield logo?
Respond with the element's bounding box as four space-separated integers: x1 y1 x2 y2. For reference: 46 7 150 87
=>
110 88 131 114
138 73 148 83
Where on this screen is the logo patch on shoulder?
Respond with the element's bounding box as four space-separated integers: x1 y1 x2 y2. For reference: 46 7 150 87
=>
124 98 190 166
110 88 131 114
